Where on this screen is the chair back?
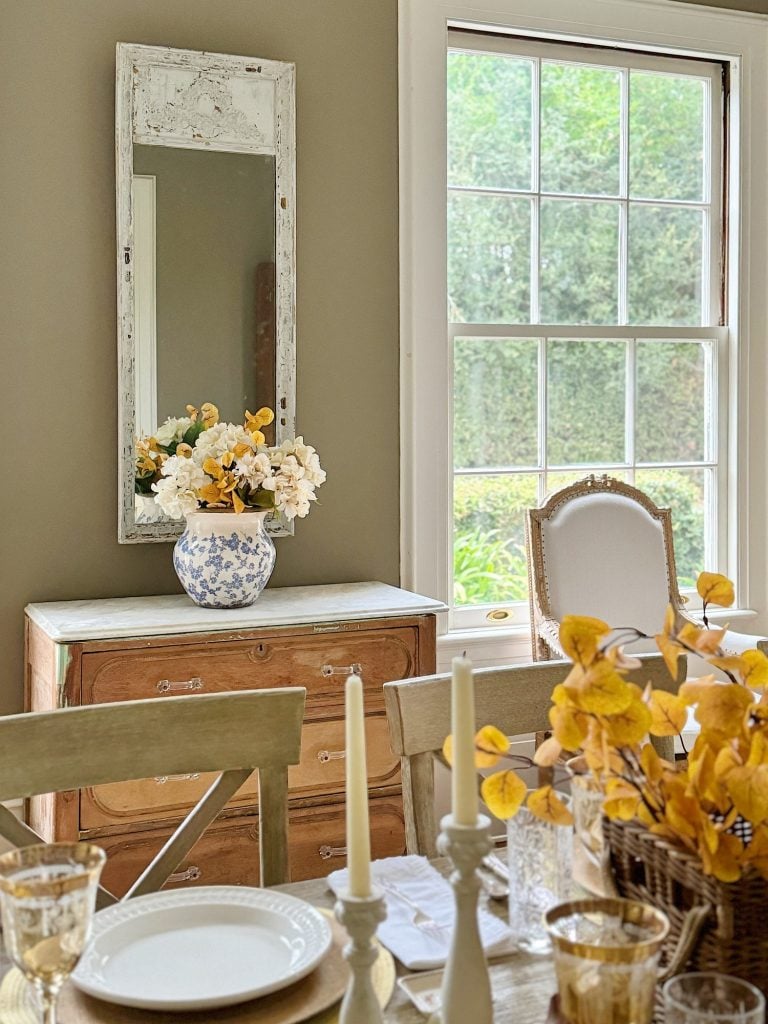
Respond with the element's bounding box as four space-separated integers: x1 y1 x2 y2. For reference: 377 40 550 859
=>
526 476 683 653
384 657 682 857
0 688 305 901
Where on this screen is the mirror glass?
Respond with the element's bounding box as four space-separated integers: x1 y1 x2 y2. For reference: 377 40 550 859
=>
117 44 295 542
133 146 277 435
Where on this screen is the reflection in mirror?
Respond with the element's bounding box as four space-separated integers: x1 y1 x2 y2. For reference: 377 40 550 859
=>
117 44 295 543
132 147 277 436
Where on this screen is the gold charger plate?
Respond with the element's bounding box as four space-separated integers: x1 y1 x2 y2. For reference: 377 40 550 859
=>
0 910 395 1024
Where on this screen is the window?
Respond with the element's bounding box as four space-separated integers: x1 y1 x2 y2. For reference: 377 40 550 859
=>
447 34 726 628
400 0 767 663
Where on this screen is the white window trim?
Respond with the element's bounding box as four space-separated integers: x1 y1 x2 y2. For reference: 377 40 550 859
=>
399 0 768 667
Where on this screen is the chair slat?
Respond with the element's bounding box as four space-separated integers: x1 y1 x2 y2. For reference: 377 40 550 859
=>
0 689 304 801
124 768 254 900
258 765 289 887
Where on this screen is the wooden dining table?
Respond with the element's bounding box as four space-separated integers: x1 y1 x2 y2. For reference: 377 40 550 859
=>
0 859 557 1024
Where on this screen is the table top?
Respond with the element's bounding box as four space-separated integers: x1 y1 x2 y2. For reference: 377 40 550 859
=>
276 863 556 1024
0 861 555 1023
25 582 448 642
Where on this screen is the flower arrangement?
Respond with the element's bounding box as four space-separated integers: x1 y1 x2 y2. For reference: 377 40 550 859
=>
450 571 768 882
135 403 325 521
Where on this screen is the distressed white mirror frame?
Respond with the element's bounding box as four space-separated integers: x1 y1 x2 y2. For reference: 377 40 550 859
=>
116 43 296 543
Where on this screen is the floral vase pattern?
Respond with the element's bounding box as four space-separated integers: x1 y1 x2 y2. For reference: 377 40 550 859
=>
173 510 276 609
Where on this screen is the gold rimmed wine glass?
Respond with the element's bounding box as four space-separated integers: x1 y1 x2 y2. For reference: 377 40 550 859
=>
0 842 106 1024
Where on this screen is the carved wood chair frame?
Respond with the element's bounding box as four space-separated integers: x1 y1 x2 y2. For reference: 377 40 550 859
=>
525 474 685 661
0 689 305 907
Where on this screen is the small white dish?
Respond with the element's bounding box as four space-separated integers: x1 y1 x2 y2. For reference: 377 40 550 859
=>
72 885 332 1011
397 968 444 1015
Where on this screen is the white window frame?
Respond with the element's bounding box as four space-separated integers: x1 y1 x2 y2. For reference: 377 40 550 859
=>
399 0 768 667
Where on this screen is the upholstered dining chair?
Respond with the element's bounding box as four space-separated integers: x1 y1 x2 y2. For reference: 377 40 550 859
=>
383 656 683 858
525 474 766 663
0 688 305 907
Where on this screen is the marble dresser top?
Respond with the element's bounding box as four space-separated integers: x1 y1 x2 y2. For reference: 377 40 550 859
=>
26 582 447 643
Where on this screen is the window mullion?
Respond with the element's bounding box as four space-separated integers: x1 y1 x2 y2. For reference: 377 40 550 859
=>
619 67 630 326
626 337 636 483
531 57 541 325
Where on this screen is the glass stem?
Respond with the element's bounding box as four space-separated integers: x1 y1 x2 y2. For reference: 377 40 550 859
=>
38 985 59 1024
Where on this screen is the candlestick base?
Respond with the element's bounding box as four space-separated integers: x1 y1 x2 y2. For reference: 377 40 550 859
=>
433 813 493 1024
334 886 387 1024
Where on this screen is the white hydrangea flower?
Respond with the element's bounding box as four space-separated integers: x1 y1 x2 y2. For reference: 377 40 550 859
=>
151 456 206 518
154 416 193 447
272 455 318 519
193 422 253 465
234 450 273 490
271 436 326 487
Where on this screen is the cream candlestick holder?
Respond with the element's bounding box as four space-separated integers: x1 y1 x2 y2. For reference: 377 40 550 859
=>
334 886 387 1024
432 813 493 1024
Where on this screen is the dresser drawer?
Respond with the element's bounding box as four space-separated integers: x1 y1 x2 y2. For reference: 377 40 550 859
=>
80 713 400 830
80 626 418 709
97 797 406 897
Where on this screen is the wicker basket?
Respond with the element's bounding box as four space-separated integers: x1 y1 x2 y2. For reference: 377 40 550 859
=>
604 818 768 995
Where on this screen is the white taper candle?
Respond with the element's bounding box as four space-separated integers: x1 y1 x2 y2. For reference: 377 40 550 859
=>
345 673 372 898
451 654 478 826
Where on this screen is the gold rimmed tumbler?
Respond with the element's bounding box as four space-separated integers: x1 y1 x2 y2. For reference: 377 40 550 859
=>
545 897 670 1024
0 842 106 1024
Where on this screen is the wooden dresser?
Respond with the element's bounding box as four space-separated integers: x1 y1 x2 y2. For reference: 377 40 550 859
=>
25 583 443 896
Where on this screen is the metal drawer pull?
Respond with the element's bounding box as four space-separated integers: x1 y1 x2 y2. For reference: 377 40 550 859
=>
156 677 204 693
317 749 346 764
321 663 362 678
168 865 201 883
154 773 200 785
319 844 347 860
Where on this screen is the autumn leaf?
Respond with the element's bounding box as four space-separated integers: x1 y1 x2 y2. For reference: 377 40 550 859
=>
679 676 719 705
559 615 611 666
442 735 454 766
549 704 587 750
741 649 768 690
474 725 510 768
699 831 743 882
697 571 735 608
602 778 641 821
726 764 768 824
640 743 664 783
533 735 562 766
694 683 753 738
678 621 726 655
743 826 768 880
563 659 634 715
648 689 688 737
526 784 573 826
481 769 526 820
604 698 652 746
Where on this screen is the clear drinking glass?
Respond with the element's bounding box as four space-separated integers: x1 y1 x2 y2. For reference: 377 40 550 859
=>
545 897 670 1024
506 793 573 953
662 972 765 1024
0 843 106 1024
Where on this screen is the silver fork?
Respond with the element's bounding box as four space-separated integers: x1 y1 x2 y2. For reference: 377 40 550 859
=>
380 880 448 941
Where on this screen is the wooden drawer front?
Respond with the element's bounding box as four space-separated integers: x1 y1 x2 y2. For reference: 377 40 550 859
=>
288 715 399 800
97 797 406 898
81 627 418 709
80 714 399 830
289 796 405 882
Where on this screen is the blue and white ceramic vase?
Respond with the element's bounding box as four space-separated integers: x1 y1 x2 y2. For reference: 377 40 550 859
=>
173 510 276 609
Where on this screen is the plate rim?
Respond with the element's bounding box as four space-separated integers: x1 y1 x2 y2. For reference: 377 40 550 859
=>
72 885 333 1011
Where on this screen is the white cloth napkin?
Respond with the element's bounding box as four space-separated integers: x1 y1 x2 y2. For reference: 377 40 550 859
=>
327 855 516 970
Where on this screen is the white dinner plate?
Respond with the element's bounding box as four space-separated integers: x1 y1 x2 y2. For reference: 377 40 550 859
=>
71 885 333 1011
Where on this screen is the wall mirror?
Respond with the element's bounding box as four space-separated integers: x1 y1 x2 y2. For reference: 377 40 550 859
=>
116 43 296 542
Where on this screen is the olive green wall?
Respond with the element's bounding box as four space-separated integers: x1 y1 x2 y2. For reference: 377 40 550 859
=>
0 0 400 715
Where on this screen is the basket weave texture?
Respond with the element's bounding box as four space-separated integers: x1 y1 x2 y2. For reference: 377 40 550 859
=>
605 818 768 995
